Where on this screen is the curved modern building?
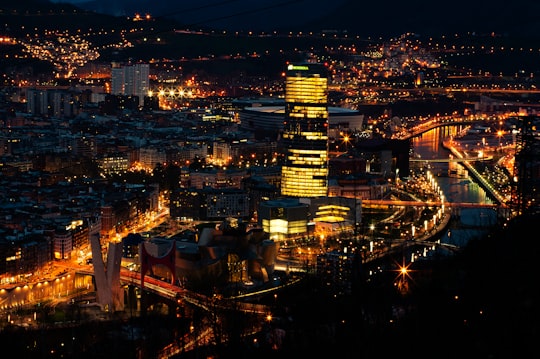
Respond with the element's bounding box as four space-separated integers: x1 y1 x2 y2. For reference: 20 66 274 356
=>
280 62 329 198
239 105 363 135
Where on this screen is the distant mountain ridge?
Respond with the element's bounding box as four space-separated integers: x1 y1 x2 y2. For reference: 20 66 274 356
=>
4 0 540 38
318 0 540 37
43 0 540 37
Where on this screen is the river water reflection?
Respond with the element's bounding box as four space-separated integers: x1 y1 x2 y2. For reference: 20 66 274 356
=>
411 125 498 248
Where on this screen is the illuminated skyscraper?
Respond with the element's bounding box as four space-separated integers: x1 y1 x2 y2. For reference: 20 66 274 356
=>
280 62 329 197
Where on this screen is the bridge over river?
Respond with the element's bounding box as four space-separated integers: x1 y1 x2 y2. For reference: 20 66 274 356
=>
361 199 499 208
410 155 493 162
116 269 274 315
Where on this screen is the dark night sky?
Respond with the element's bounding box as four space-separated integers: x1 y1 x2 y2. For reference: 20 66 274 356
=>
50 0 540 37
52 0 349 29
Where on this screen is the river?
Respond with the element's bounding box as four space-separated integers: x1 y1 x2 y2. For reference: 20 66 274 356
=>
411 125 499 249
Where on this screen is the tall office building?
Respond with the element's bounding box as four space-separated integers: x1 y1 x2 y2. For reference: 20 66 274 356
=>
110 62 150 107
280 62 329 197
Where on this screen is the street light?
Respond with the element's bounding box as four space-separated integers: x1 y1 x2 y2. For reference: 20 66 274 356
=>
343 134 350 151
369 224 375 253
395 259 412 295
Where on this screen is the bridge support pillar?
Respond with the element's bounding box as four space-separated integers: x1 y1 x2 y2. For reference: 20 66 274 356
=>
140 240 176 288
90 234 124 312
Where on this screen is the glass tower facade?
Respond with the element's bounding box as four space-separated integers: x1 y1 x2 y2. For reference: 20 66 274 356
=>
280 62 329 197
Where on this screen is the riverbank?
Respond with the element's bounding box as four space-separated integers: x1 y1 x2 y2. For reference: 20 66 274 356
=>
441 138 509 206
175 209 540 359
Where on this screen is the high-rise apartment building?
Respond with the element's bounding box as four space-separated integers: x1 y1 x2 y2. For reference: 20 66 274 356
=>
110 62 150 107
26 88 82 117
280 62 329 197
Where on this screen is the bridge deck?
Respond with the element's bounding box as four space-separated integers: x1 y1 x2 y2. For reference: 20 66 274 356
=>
362 199 499 208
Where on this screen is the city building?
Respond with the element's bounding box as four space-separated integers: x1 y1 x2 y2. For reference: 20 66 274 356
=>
26 88 83 118
258 195 362 243
316 249 360 296
238 102 363 140
138 146 167 169
110 62 150 107
187 167 247 189
170 187 251 221
300 196 361 238
280 62 330 198
0 232 52 283
329 138 411 180
137 218 278 292
96 153 130 176
241 174 280 221
258 198 309 241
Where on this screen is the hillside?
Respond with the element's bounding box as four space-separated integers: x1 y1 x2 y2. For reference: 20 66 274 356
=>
46 0 540 38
